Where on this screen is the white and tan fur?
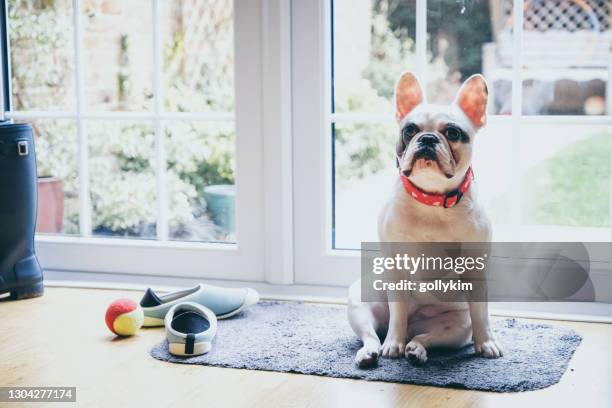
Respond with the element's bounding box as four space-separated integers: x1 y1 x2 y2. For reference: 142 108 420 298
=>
348 72 502 367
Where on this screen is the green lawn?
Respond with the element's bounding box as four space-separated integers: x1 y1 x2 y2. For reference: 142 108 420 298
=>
490 133 611 228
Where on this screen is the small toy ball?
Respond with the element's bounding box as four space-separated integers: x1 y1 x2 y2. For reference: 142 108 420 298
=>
105 298 144 336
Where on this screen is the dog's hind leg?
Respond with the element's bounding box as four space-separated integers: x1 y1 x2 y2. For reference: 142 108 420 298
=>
348 280 388 368
404 309 472 365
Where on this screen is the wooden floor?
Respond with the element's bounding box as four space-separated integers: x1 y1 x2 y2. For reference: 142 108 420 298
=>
1 287 611 408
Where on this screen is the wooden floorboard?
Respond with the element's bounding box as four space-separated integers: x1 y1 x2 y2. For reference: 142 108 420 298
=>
0 287 610 408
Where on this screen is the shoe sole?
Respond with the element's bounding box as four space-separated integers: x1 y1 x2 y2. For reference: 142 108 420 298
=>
168 341 212 357
0 281 44 301
143 315 165 327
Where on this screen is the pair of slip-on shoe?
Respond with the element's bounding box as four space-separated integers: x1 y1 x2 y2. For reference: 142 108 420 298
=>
140 284 259 357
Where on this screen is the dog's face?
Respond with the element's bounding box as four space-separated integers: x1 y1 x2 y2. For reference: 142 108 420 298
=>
394 72 488 193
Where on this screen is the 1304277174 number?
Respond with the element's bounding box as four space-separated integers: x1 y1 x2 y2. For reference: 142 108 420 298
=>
1 387 76 402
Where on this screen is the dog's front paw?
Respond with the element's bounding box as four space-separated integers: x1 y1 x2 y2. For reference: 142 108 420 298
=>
474 338 503 358
405 341 427 365
355 341 380 368
380 337 405 359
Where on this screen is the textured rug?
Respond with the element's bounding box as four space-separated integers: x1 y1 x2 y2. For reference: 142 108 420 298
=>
150 301 581 392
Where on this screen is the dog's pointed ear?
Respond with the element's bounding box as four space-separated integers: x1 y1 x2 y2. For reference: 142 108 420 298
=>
395 72 423 121
454 74 488 129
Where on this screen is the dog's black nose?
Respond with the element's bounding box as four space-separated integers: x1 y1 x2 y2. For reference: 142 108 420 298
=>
418 134 438 146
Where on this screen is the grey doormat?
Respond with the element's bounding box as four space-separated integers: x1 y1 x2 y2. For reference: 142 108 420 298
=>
150 301 581 392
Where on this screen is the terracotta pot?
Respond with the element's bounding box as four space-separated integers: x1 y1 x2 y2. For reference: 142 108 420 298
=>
36 177 64 233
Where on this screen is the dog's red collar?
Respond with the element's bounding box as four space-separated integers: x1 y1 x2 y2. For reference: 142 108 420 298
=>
399 167 473 208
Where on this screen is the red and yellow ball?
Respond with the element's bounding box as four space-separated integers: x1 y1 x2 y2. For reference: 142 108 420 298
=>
105 299 144 336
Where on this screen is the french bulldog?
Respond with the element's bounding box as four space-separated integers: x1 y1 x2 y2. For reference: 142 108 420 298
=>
347 72 502 367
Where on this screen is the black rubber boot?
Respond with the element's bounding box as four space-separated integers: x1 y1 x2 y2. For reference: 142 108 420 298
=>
0 122 43 300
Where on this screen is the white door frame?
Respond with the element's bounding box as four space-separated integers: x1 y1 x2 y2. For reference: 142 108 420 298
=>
292 0 360 286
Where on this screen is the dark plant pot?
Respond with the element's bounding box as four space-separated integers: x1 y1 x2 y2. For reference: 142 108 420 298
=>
36 177 64 233
203 184 235 234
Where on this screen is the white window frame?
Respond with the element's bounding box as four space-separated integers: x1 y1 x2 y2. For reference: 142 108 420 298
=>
1 0 277 282
292 0 612 291
1 0 611 321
